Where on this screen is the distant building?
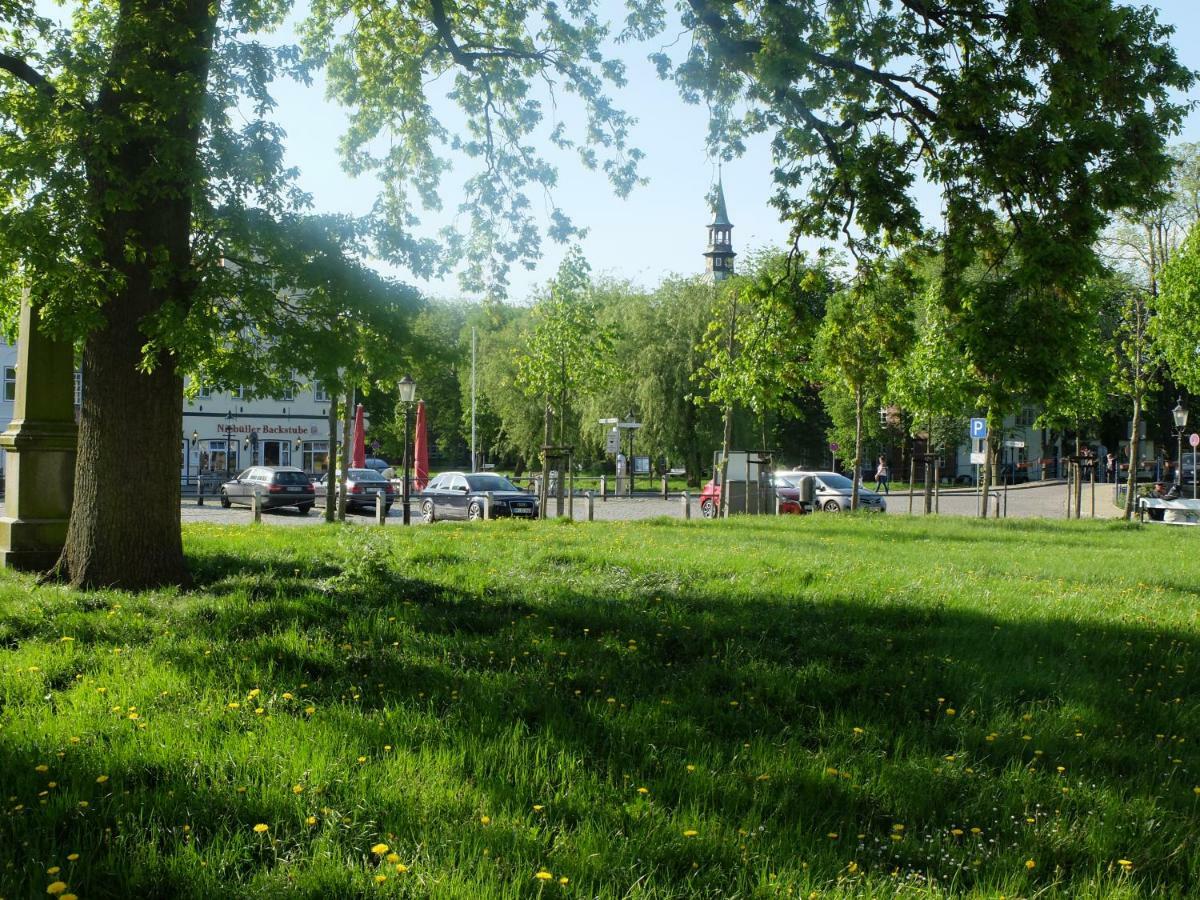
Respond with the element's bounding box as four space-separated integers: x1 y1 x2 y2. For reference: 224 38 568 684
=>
702 173 736 281
0 339 335 485
181 378 333 481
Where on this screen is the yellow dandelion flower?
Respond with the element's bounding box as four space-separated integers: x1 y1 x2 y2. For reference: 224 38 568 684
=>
970 827 982 835
228 702 240 709
371 843 390 855
62 895 78 900
305 706 316 715
35 764 49 773
533 804 544 811
686 764 696 772
1025 859 1036 870
480 815 491 825
253 823 269 834
395 863 409 873
95 774 109 784
559 876 569 884
357 756 367 764
535 871 553 881
636 786 649 794
827 833 838 839
46 883 68 896
47 867 61 875
386 852 400 863
1118 859 1133 867
951 828 964 836
946 708 956 716
892 824 905 831
292 784 304 794
282 692 294 700
683 829 699 837
66 854 79 862
375 874 387 884
306 816 318 826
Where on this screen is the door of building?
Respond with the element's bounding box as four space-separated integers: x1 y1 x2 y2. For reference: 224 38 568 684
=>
261 440 291 467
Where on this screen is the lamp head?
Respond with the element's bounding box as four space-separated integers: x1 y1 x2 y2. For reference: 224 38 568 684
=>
1173 396 1189 429
398 375 416 404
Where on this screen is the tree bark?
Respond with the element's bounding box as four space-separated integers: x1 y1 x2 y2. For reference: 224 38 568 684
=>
851 384 862 511
338 388 352 521
325 396 338 523
55 0 218 588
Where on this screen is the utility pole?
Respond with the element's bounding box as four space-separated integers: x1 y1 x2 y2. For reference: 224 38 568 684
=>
471 327 477 472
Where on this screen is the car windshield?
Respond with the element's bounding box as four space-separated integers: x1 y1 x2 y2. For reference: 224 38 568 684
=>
273 470 310 485
816 473 855 490
349 469 386 482
465 474 521 492
774 473 797 487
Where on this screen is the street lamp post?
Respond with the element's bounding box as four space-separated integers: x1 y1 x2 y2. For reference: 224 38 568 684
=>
224 410 236 476
398 375 417 525
1172 396 1189 486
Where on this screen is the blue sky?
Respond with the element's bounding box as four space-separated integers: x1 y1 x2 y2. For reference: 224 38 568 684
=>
269 2 1200 301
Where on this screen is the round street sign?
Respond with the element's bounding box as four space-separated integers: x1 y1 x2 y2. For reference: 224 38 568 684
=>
1191 432 1199 448
829 442 840 452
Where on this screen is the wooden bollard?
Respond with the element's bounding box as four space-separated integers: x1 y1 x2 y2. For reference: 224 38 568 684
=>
661 474 668 499
376 490 386 526
197 479 204 506
600 474 607 501
484 491 493 520
586 490 594 521
682 491 691 520
252 490 262 524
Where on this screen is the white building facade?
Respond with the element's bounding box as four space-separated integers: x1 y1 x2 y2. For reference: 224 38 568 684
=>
182 378 333 482
0 340 335 486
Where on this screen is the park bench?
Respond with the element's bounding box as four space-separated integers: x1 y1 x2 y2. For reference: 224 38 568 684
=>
1138 496 1200 525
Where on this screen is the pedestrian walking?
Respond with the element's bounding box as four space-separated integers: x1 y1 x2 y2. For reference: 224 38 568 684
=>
1106 451 1115 483
874 455 890 494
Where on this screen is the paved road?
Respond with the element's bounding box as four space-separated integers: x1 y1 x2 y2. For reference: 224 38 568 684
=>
180 481 1127 526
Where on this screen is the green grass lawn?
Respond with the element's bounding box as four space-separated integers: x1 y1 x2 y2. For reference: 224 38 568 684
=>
2 516 1199 898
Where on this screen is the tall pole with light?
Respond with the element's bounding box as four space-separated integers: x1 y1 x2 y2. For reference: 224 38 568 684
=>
1172 396 1188 486
398 375 417 525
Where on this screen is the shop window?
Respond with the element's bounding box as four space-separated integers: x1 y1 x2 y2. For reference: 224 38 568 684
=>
302 441 329 473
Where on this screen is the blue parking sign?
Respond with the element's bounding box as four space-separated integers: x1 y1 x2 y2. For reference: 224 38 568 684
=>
969 418 988 439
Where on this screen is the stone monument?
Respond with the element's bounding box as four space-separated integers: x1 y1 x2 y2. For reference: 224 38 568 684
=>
0 298 77 571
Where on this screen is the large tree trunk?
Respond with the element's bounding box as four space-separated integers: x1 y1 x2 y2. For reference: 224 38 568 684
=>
56 0 217 588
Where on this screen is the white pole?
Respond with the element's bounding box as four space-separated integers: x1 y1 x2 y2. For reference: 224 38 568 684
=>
471 327 477 472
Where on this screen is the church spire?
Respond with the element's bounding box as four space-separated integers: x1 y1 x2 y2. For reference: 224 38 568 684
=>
703 168 735 280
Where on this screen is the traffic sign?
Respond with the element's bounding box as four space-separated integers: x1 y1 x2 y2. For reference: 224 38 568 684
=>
1003 439 1025 448
605 428 621 454
598 417 619 425
1191 432 1199 449
829 442 840 452
970 451 986 464
969 418 988 439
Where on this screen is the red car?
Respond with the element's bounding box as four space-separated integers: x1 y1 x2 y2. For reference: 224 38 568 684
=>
698 474 806 518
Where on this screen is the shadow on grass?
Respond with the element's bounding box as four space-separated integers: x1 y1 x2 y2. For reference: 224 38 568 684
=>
4 524 1199 896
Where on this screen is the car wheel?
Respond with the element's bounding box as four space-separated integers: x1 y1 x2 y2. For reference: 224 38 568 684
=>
220 489 231 509
298 502 313 514
700 498 716 519
420 500 435 524
468 501 484 521
822 499 842 513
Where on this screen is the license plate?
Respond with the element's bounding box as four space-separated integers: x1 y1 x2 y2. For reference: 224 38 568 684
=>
287 486 302 492
512 508 532 516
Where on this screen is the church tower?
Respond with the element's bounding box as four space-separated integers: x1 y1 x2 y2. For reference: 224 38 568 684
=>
703 173 735 281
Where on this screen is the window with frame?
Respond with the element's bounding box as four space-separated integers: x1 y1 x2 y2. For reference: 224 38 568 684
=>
73 370 82 407
312 382 330 402
197 383 212 399
3 366 16 402
301 441 329 473
233 385 246 400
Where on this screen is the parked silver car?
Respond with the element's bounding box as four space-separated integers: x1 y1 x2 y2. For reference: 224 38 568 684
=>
220 466 316 512
785 470 887 512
